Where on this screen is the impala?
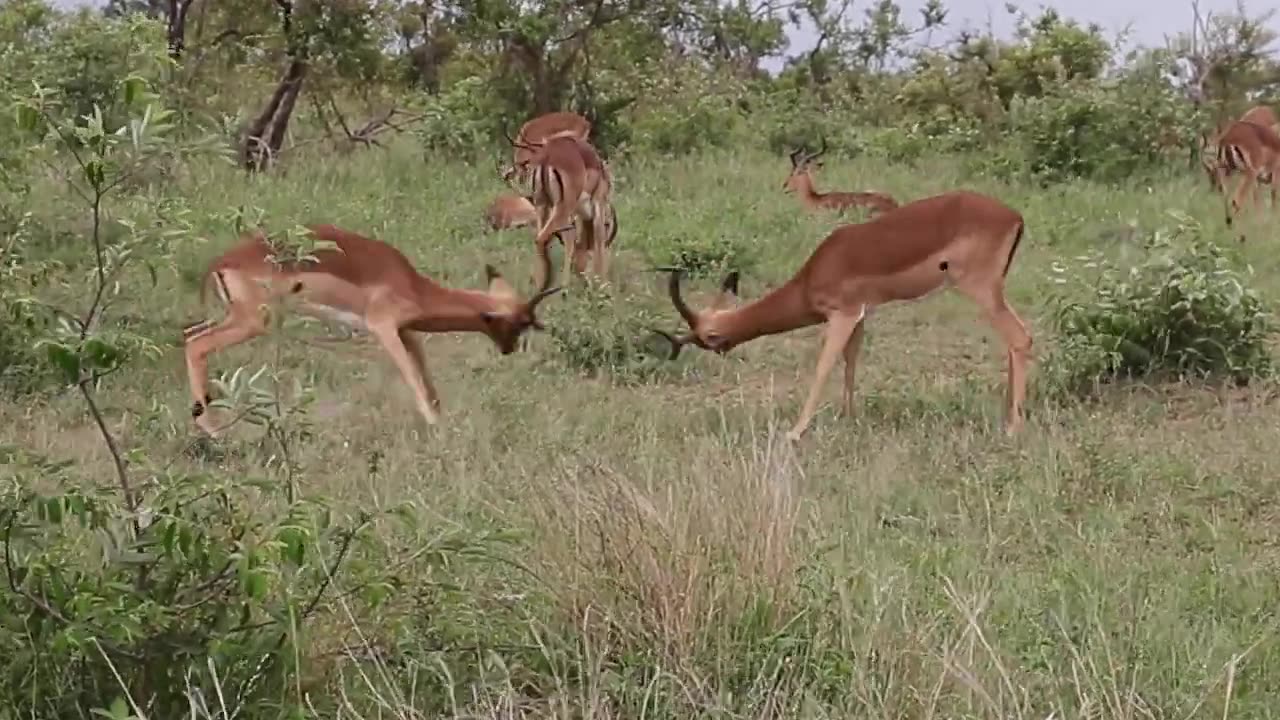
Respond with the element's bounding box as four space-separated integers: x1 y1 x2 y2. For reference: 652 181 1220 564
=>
506 132 615 288
502 111 592 186
484 192 539 231
1215 118 1280 237
180 223 560 437
1202 105 1279 192
783 141 899 216
654 190 1032 442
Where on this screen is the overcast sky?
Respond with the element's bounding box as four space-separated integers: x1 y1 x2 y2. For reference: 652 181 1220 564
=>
48 0 1280 71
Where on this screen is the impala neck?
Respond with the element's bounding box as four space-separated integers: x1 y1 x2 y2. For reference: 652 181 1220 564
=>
795 173 825 206
717 278 821 346
408 278 502 333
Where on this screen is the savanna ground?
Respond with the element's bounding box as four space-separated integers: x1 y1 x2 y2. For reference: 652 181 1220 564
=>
8 135 1280 717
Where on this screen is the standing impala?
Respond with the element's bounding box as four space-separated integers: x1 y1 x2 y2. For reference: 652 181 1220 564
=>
655 190 1032 441
502 111 592 186
1201 105 1279 193
506 132 615 289
783 141 899 217
180 224 560 437
1213 117 1280 238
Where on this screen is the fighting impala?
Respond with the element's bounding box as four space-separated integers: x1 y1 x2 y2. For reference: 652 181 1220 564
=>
655 190 1032 442
502 110 592 186
783 140 899 216
505 131 616 288
180 223 560 437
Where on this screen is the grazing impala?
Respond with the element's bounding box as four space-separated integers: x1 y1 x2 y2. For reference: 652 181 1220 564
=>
506 132 615 288
1202 105 1279 193
502 111 592 186
783 140 899 216
180 224 560 437
655 190 1032 442
1214 118 1280 239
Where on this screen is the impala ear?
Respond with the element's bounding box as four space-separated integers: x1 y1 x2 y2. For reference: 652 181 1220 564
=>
485 264 518 299
708 271 740 312
721 271 740 296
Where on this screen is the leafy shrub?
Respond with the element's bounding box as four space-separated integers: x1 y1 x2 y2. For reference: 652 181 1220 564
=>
1002 68 1198 183
544 280 683 383
416 75 505 156
1042 220 1273 397
645 232 757 280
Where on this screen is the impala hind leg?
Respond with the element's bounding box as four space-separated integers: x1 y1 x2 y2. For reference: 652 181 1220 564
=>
787 310 863 442
369 323 441 426
970 290 1032 435
841 319 867 416
182 307 269 437
589 209 610 279
533 206 574 290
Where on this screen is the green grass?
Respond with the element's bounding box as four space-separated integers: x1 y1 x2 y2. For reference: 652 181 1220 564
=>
7 140 1280 718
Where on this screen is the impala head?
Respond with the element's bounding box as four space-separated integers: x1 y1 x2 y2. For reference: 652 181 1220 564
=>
479 263 561 354
652 267 741 359
501 126 545 186
782 138 828 193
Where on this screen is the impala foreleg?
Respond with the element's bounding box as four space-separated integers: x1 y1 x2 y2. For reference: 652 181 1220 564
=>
182 307 269 437
1226 172 1256 239
369 323 441 426
787 310 863 442
841 319 867 416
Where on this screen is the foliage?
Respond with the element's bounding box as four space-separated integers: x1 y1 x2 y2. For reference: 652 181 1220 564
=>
544 280 683 383
1000 69 1202 183
1042 220 1273 397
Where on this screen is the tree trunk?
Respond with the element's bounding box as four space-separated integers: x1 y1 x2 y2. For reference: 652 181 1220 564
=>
239 59 308 172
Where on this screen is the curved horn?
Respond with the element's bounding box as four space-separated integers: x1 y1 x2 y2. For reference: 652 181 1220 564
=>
660 266 698 329
528 285 563 308
649 328 695 360
503 125 538 151
808 136 828 162
788 147 804 167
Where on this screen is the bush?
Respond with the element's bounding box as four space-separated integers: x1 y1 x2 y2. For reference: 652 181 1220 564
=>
1001 69 1199 184
544 280 684 383
1042 220 1273 397
644 232 758 281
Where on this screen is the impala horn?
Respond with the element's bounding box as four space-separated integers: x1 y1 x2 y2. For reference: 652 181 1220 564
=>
649 328 695 360
658 266 698 330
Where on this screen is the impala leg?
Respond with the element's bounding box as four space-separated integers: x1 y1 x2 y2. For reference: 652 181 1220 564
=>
787 310 862 442
369 323 441 426
560 217 579 287
1225 172 1255 236
533 205 574 290
400 329 442 415
975 291 1032 435
840 319 867 416
590 210 609 279
182 308 269 437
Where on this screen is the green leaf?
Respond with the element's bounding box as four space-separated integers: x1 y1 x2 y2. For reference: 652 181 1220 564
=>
40 342 81 383
242 569 268 601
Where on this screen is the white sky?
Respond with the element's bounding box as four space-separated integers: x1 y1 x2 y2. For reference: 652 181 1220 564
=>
49 0 1280 73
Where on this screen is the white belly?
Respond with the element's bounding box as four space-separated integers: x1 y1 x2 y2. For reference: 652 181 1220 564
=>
301 302 368 332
